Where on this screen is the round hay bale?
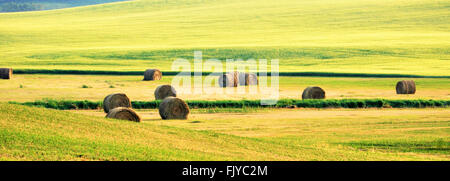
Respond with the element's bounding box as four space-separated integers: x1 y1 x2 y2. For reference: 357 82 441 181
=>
0 68 12 79
159 97 190 120
396 80 416 94
154 84 177 100
302 86 326 99
407 80 416 94
106 107 141 122
219 72 239 87
143 69 162 81
103 93 132 113
218 73 234 87
247 73 258 85
239 72 258 86
231 71 239 87
238 72 246 85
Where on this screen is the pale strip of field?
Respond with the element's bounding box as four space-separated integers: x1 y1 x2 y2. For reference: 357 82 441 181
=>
74 108 450 138
1 74 449 102
73 108 450 160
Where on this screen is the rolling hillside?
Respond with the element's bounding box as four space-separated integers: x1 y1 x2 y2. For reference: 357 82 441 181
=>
0 0 449 75
0 103 294 161
0 0 127 12
1 103 448 160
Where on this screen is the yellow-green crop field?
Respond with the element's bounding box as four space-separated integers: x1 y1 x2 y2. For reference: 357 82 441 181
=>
0 0 449 160
0 0 449 75
0 103 448 160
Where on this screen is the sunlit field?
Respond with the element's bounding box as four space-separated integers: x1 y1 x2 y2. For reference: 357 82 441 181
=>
0 74 449 102
1 103 448 161
0 0 449 76
0 0 449 161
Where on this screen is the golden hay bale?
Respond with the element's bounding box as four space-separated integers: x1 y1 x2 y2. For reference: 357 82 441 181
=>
103 93 132 113
154 84 177 100
0 68 12 79
143 69 162 81
218 72 239 87
218 73 234 87
396 80 416 94
159 97 190 120
106 107 141 122
239 72 258 86
302 86 326 99
231 71 239 86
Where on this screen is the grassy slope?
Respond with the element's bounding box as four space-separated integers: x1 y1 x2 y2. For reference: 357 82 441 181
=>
0 0 448 75
0 0 127 10
1 103 448 160
0 103 301 161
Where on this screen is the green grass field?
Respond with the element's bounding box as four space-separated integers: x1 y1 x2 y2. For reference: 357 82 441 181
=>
0 0 449 75
12 98 450 110
0 0 449 161
1 103 448 160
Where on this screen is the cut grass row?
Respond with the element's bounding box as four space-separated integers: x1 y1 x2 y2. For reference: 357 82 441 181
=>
12 69 450 78
11 99 450 110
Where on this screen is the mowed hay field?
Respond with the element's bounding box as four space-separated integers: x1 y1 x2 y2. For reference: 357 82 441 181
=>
0 103 448 161
0 74 449 102
0 0 449 76
0 0 449 161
